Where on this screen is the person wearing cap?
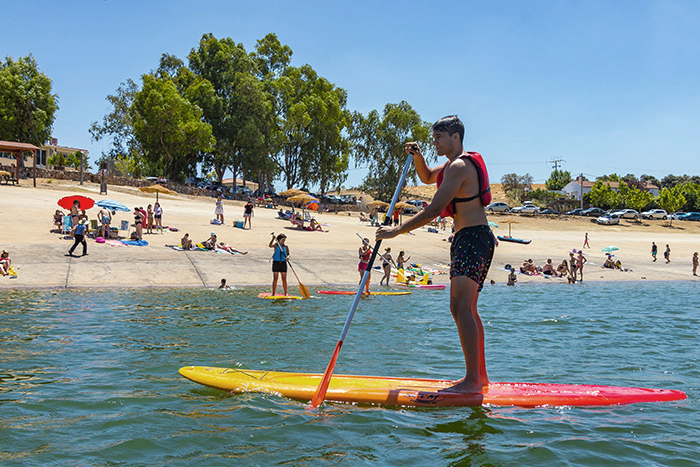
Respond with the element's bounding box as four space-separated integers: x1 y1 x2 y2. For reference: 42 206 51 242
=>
269 233 289 295
203 232 218 250
69 219 88 256
379 246 396 286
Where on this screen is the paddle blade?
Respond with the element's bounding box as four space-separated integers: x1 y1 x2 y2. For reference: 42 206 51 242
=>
299 283 311 299
396 269 406 284
309 340 343 409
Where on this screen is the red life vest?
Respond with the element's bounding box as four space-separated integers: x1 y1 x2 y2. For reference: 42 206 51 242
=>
436 152 491 218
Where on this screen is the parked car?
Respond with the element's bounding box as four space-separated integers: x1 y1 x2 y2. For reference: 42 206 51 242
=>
404 199 428 214
511 203 540 214
597 213 621 225
185 177 205 187
612 209 640 219
679 212 700 221
486 202 511 212
540 208 559 215
641 209 668 220
321 194 342 204
564 208 585 216
581 207 606 217
668 212 687 220
339 194 357 204
237 186 254 196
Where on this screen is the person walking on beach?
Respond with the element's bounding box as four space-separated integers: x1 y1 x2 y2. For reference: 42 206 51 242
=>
379 246 395 286
583 232 590 249
377 115 495 394
243 200 254 229
269 233 289 296
154 202 163 233
664 244 671 263
214 196 224 224
69 219 88 256
576 250 587 282
692 252 698 276
358 237 372 294
651 242 658 262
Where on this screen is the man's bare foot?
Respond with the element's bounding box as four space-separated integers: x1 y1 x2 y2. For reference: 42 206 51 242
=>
440 378 487 394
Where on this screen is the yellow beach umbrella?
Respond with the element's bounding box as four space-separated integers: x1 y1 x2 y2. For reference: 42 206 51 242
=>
287 193 319 204
279 188 306 197
139 184 176 202
366 200 389 209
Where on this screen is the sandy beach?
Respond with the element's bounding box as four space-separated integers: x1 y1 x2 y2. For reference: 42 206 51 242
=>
1 180 699 289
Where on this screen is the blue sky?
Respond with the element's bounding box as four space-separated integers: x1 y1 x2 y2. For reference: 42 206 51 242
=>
3 0 699 189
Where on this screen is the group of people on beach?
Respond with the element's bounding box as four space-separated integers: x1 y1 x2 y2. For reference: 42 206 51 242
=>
214 196 255 229
131 203 163 239
511 250 589 283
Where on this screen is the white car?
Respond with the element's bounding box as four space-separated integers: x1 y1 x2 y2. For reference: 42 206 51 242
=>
597 213 620 225
641 209 668 220
486 202 511 212
669 212 686 220
612 209 640 219
511 203 540 214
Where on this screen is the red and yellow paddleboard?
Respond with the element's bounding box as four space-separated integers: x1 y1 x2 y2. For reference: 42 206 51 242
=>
178 366 686 408
257 293 304 300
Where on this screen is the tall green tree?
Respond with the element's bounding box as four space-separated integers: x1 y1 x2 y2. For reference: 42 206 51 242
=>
187 34 270 184
0 55 58 145
588 180 621 209
501 173 534 203
269 64 352 190
350 101 432 201
657 186 686 225
625 183 654 214
545 169 572 191
89 79 144 174
131 75 214 181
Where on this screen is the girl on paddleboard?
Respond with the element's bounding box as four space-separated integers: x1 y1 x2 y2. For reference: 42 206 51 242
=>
269 233 289 296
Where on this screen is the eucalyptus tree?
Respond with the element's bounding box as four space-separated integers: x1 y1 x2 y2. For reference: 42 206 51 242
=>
187 33 270 184
350 101 432 201
130 75 214 182
0 55 58 145
269 64 350 190
89 79 145 175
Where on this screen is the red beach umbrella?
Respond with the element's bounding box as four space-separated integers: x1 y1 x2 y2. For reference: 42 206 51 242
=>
57 195 95 210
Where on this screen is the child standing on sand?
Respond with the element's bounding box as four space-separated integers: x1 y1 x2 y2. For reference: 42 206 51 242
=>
664 244 671 263
583 232 590 249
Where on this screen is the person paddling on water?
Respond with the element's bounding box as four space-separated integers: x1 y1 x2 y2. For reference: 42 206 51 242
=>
358 238 372 294
376 115 495 394
269 233 289 296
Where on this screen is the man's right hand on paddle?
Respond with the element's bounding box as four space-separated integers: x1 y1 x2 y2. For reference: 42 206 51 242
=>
376 225 399 241
405 142 422 157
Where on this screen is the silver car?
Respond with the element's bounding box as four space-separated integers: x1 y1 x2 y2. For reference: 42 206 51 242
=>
486 202 511 212
597 213 620 225
641 209 668 220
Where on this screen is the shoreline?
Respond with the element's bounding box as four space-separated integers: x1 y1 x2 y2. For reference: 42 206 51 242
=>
2 180 699 290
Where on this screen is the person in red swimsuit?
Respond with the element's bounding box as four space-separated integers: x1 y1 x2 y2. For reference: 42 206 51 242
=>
358 237 372 294
377 115 494 394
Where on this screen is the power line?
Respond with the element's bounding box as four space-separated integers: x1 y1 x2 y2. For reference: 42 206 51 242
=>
547 158 565 171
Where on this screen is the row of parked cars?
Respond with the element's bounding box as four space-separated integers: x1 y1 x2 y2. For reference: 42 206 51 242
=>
485 201 700 223
596 209 700 225
185 177 255 196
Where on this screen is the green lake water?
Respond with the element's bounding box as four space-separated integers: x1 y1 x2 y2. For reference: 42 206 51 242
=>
1 282 698 466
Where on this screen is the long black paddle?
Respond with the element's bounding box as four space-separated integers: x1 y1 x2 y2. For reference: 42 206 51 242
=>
309 153 414 408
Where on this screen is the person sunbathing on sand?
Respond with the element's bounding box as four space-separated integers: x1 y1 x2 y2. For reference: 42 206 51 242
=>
218 242 248 255
556 260 569 277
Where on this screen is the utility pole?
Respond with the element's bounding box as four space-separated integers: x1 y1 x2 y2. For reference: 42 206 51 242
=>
548 158 565 171
579 173 584 209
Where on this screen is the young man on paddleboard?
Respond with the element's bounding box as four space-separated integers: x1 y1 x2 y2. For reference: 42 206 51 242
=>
376 115 495 394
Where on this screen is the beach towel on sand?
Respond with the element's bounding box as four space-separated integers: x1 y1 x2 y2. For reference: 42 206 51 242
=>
120 239 149 247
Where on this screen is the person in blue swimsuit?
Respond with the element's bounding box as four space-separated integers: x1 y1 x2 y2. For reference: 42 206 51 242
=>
377 115 494 394
269 233 289 296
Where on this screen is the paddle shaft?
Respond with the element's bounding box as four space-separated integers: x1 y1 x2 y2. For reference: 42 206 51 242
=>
309 153 414 408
